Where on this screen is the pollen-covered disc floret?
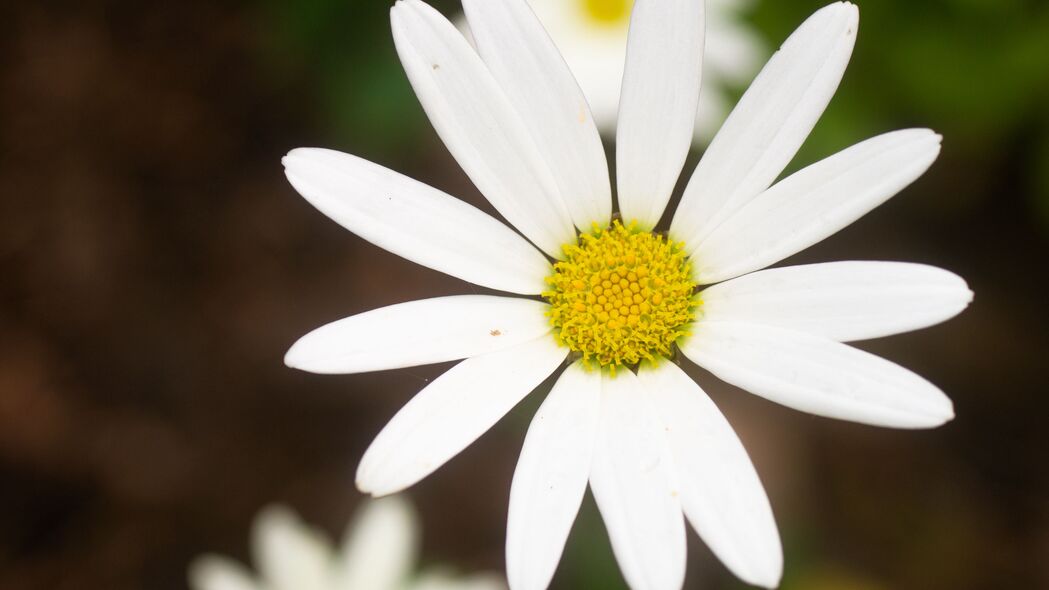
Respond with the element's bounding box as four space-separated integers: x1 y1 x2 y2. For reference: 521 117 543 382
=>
544 220 698 372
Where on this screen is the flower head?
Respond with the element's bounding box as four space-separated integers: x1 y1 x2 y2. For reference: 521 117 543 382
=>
188 497 505 590
282 1 972 589
545 221 697 371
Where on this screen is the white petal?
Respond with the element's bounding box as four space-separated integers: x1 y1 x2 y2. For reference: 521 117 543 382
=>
506 362 600 590
337 497 418 590
671 2 859 247
283 148 550 295
251 506 334 590
391 0 574 257
357 336 567 496
639 362 782 588
285 296 551 375
700 261 973 341
616 0 705 230
681 322 955 428
463 0 611 229
589 370 686 590
694 129 943 283
188 557 260 590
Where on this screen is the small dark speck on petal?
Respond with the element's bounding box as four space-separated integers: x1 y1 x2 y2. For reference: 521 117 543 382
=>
432 63 440 70
490 330 502 336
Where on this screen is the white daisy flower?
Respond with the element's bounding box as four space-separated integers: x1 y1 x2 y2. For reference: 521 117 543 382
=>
188 497 506 590
282 1 972 589
466 0 765 140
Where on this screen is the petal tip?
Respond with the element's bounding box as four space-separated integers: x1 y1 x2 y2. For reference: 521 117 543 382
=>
354 474 373 495
941 402 957 423
281 150 302 172
282 148 325 174
824 2 859 23
283 341 308 371
753 571 784 590
355 467 404 498
923 398 956 428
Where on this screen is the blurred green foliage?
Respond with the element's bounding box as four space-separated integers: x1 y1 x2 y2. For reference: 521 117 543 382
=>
754 0 1049 225
257 0 434 158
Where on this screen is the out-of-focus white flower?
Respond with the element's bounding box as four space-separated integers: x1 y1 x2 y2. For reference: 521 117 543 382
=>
466 0 765 141
282 1 972 588
188 497 505 590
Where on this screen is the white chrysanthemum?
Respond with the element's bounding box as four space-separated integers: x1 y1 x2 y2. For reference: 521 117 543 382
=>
467 0 765 140
188 498 505 590
282 2 972 589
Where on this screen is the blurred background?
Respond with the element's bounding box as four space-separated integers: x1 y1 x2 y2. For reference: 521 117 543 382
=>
2 0 1048 588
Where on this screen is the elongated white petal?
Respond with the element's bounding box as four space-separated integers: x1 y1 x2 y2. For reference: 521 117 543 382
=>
337 498 418 590
463 0 611 230
285 296 551 375
391 0 574 257
284 148 550 295
590 370 686 590
671 2 859 246
188 557 261 590
694 129 943 283
357 336 567 496
681 322 955 428
700 261 973 341
251 507 333 590
507 362 600 590
617 0 705 230
640 362 782 588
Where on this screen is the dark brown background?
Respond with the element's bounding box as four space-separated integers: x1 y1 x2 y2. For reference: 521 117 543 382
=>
2 0 1047 588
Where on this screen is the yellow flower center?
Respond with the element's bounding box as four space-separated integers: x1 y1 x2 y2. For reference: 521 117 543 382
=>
581 0 632 25
544 221 698 374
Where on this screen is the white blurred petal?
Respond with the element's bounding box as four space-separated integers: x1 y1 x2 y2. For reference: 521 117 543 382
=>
694 129 943 283
589 370 686 590
391 0 574 257
672 2 859 247
700 261 973 341
704 6 766 85
251 506 334 590
357 336 567 496
521 0 761 145
285 296 551 375
283 148 550 295
337 497 419 590
463 0 611 229
681 322 955 428
506 362 599 590
616 0 705 229
188 556 260 590
640 362 782 588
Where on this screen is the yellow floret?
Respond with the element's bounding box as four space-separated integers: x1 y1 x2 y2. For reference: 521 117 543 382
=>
544 220 698 374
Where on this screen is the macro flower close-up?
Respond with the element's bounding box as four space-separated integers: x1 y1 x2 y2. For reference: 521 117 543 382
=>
282 1 972 588
189 497 505 590
8 0 1049 588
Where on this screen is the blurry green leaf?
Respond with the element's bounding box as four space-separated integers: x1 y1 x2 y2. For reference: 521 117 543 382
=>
255 0 429 157
559 494 629 589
